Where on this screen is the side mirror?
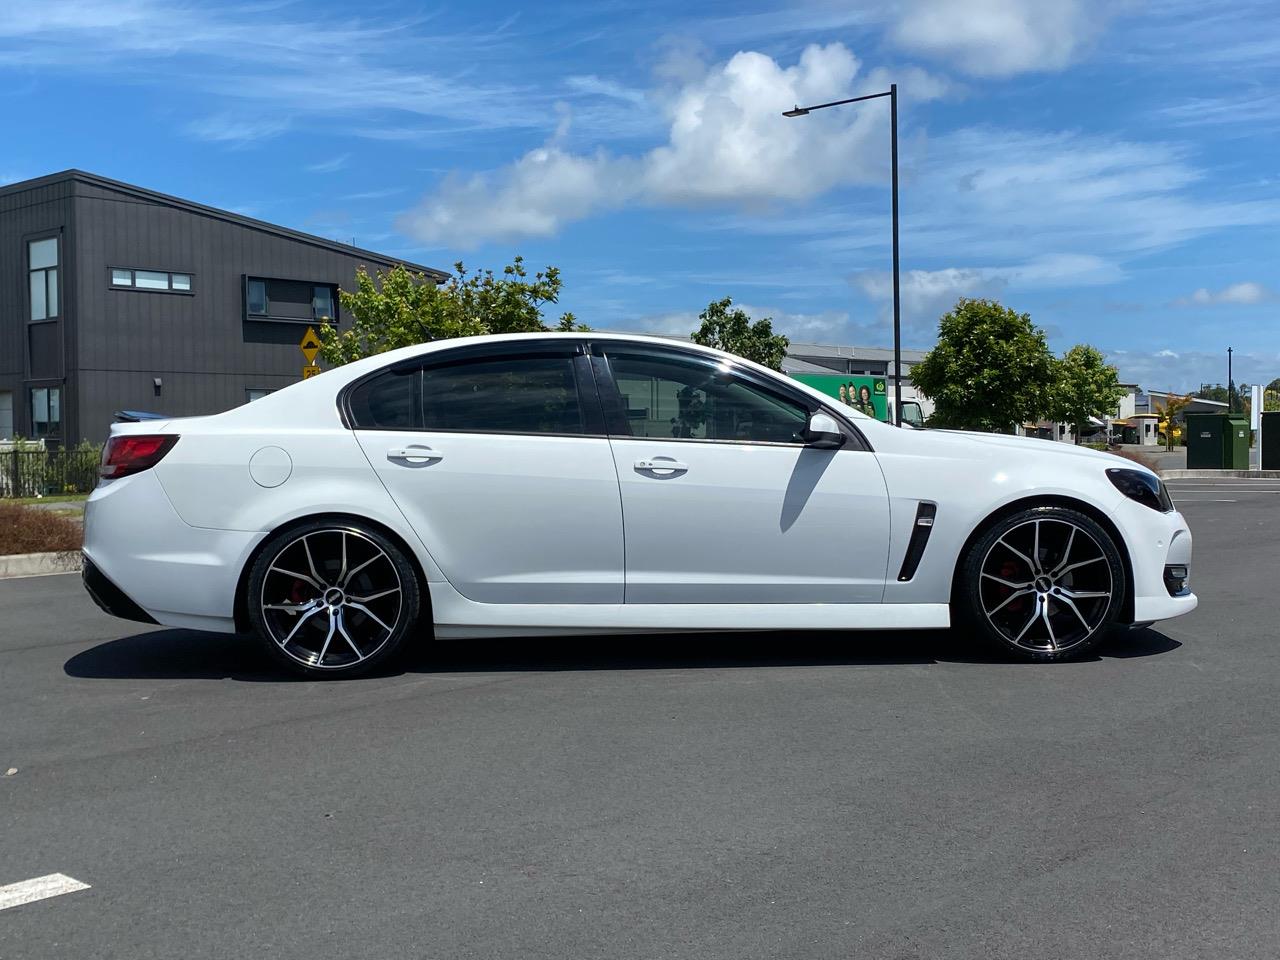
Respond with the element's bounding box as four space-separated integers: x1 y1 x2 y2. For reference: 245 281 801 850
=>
804 411 846 449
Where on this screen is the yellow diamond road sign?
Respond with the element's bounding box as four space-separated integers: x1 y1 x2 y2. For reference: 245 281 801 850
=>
299 326 322 364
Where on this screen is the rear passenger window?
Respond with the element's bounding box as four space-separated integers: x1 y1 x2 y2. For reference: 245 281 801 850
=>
422 356 586 434
347 367 420 429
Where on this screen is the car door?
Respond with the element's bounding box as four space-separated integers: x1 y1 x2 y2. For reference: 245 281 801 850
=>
594 344 891 604
350 341 624 604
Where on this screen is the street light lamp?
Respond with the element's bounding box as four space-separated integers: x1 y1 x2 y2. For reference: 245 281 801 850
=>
784 84 903 425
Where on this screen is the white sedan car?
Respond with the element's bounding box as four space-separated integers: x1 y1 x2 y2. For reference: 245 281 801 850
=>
83 333 1195 677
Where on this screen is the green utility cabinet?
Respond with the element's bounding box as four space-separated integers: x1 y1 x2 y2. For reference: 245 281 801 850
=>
1185 414 1249 469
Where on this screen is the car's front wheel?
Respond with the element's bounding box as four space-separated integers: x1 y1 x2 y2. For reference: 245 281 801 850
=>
246 520 422 678
959 506 1126 662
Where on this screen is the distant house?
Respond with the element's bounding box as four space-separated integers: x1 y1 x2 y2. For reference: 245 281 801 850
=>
0 170 447 444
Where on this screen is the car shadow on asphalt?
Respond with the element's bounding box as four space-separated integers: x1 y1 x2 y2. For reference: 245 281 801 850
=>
63 626 1183 681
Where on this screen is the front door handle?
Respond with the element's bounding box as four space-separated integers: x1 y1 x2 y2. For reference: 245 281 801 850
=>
387 445 442 465
634 457 688 474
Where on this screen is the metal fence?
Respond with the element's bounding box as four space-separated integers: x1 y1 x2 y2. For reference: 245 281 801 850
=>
0 446 102 498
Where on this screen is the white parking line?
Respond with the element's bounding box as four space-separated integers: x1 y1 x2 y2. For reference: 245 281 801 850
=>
0 874 91 911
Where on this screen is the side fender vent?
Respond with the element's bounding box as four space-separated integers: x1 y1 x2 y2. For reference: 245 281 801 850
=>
897 502 937 582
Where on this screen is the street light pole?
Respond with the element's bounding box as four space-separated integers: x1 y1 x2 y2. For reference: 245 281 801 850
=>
1228 346 1234 413
784 85 903 425
889 84 901 428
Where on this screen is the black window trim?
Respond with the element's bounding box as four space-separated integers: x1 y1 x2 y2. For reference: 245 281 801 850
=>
108 266 196 296
28 382 64 441
244 275 341 324
25 230 61 324
588 341 873 452
339 338 607 438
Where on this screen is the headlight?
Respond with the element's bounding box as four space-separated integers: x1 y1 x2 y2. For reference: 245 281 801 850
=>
1106 467 1173 512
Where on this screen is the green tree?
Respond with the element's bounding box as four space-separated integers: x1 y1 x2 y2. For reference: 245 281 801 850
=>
1154 390 1193 451
1193 383 1230 404
911 298 1057 432
318 257 587 365
1050 344 1126 444
690 297 790 371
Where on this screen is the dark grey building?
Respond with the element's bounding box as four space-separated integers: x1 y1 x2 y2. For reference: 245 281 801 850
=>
0 170 445 444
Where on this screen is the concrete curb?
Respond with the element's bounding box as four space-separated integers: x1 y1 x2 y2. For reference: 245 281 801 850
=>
1163 469 1280 479
0 552 81 579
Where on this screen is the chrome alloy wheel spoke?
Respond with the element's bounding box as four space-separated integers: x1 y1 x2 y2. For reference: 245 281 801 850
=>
982 572 1032 589
1040 596 1058 650
988 587 1036 616
996 536 1038 576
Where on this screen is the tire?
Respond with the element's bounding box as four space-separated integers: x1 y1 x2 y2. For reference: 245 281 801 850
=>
246 520 422 678
958 505 1126 662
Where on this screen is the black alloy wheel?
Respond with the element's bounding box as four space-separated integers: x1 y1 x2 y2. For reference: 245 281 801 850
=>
960 506 1125 662
247 521 422 677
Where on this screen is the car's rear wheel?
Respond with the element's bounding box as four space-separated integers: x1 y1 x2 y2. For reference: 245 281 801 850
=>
959 506 1125 662
246 521 421 678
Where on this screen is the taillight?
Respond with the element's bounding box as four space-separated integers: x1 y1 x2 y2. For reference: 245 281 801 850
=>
100 435 179 479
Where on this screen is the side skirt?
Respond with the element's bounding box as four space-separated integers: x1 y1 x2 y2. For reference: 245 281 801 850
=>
427 581 950 639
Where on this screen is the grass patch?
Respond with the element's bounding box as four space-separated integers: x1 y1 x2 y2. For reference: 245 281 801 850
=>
9 493 90 506
0 502 84 556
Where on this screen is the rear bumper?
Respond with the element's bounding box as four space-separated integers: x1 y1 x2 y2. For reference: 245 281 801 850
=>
82 556 158 625
83 471 262 633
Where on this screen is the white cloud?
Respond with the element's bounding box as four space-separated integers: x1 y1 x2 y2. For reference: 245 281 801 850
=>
0 0 562 136
854 267 1004 335
565 75 647 105
620 304 856 344
851 255 1124 335
183 114 289 145
306 154 350 174
1106 348 1280 393
399 144 637 248
889 0 1117 77
1173 282 1277 307
400 43 949 247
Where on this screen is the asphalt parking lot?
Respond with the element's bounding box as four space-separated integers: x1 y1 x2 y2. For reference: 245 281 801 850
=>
2 483 1277 959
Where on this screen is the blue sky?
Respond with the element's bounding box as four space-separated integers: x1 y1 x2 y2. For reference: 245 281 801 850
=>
2 0 1278 390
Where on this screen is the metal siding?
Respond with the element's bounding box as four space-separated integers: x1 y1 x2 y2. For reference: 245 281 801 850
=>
0 183 73 439
67 180 429 441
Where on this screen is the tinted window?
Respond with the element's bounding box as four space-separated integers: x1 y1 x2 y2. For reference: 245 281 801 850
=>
422 356 586 434
607 351 808 443
347 367 419 429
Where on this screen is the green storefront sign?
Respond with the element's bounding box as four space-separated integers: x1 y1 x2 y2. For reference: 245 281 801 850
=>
790 374 890 422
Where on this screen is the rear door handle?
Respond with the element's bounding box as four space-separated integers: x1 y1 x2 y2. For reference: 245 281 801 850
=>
387 445 442 465
634 457 688 474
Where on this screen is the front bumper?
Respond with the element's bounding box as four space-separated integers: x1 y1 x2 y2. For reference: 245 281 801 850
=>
1111 497 1198 624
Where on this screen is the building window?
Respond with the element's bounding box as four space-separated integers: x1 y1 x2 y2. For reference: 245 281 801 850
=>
110 268 193 292
0 390 13 440
29 237 59 321
247 279 268 315
246 276 339 324
245 388 275 403
30 386 62 439
313 285 334 321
